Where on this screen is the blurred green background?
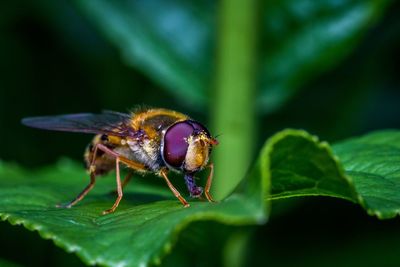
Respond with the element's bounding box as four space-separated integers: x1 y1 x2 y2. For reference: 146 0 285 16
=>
0 0 399 266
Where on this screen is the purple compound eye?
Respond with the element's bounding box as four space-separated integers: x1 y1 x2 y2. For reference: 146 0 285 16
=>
187 120 210 136
163 121 194 168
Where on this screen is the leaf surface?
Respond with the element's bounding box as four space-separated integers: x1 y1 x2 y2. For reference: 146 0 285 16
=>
1 129 400 266
333 130 400 218
0 159 266 267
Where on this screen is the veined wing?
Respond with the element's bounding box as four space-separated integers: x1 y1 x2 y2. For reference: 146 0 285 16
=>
21 111 134 137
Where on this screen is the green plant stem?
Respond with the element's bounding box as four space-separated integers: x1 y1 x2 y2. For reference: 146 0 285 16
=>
212 0 258 199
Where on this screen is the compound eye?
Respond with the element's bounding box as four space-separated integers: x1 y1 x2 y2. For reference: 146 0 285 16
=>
163 121 194 168
188 120 210 136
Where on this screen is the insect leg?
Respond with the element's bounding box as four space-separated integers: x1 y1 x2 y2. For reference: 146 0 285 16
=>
102 157 123 215
94 144 148 214
57 143 102 209
57 172 96 209
160 169 190 207
204 163 216 202
121 171 133 190
95 144 147 171
112 171 133 195
60 143 147 213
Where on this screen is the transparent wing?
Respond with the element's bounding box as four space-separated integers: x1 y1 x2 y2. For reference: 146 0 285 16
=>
21 111 134 137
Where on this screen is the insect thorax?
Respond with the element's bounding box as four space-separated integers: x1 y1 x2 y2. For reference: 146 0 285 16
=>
126 138 164 171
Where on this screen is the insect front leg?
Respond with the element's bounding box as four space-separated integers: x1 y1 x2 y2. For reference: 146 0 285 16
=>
204 163 216 202
160 169 190 207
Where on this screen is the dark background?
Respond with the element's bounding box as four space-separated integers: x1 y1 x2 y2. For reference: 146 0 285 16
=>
0 1 399 266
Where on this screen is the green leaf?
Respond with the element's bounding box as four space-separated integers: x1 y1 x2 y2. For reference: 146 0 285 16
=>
261 129 400 219
72 0 389 113
265 130 358 202
0 258 23 267
0 159 266 267
1 129 399 266
333 130 400 219
258 0 390 112
74 0 214 109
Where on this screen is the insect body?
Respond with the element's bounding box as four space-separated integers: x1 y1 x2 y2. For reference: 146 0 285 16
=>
22 108 219 214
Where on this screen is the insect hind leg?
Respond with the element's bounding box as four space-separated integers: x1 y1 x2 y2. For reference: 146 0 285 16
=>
57 143 106 209
57 172 96 209
58 143 147 214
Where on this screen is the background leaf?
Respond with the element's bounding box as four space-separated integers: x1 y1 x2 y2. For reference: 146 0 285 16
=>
75 0 215 110
258 0 389 112
73 0 390 113
0 258 23 267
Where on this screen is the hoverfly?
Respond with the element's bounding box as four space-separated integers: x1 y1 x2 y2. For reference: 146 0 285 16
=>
22 108 219 214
